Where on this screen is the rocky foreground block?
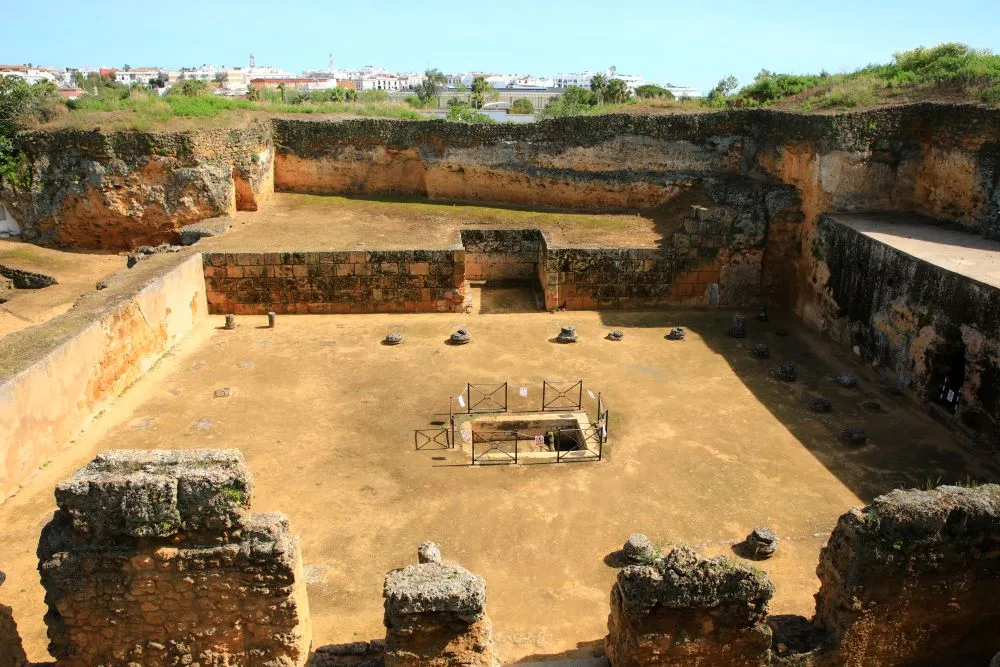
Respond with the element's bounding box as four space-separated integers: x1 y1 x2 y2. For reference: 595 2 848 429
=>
38 449 310 667
383 547 497 667
815 484 1000 666
53 448 253 539
606 547 774 667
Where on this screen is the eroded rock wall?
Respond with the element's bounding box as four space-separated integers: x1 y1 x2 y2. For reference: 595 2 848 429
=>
37 449 311 666
1 120 273 249
814 484 1000 667
605 547 775 667
815 215 1000 446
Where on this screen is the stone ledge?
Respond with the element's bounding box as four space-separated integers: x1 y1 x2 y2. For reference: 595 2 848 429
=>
384 563 487 624
53 449 253 539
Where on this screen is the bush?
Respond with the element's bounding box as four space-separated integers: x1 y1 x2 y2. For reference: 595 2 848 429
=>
509 98 534 114
736 71 824 106
446 104 494 124
635 84 675 100
359 89 389 103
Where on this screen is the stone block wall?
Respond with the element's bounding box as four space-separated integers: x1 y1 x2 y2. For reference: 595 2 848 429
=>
0 252 207 502
815 215 1000 447
541 248 720 311
460 229 542 281
203 250 467 315
814 484 1000 666
605 547 775 667
37 449 311 666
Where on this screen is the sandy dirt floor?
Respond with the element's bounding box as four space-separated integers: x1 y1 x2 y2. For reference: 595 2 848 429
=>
212 193 672 251
0 240 123 339
1 302 996 663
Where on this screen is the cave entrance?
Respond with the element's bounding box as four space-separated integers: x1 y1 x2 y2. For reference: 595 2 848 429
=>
927 339 966 415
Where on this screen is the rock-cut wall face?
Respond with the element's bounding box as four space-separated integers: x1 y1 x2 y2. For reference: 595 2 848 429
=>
0 120 274 250
815 484 1000 666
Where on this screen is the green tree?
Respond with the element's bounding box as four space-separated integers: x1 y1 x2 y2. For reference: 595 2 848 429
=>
706 75 739 106
0 76 59 186
590 73 608 105
416 68 447 106
470 76 491 109
176 79 208 97
562 86 597 106
276 82 286 102
605 78 631 104
246 84 259 102
635 84 674 100
509 98 534 114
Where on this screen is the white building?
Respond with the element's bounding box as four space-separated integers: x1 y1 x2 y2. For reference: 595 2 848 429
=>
664 85 702 99
0 66 58 85
358 75 403 92
553 67 645 92
115 68 164 86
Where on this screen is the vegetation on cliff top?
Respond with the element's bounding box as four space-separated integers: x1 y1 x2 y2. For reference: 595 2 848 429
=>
0 77 64 185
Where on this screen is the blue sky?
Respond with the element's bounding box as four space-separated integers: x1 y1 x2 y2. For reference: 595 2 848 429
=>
4 0 999 92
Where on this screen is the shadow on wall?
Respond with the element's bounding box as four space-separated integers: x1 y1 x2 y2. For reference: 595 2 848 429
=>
596 309 1000 504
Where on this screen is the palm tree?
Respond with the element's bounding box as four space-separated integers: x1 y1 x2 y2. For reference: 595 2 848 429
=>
590 73 608 105
605 78 631 104
277 82 286 103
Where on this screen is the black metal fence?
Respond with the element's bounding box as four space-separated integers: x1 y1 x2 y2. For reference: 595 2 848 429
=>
471 430 519 464
542 380 583 411
466 383 508 413
417 380 609 463
414 428 451 450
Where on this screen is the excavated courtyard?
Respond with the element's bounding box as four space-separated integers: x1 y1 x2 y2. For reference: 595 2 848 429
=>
2 305 995 662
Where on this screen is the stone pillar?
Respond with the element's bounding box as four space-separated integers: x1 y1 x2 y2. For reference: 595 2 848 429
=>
605 547 774 667
383 545 497 667
814 484 1000 666
0 571 28 667
37 449 311 666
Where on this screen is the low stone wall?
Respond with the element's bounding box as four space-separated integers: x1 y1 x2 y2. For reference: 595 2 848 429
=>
203 250 467 315
0 252 207 502
541 247 720 310
37 449 311 666
815 215 1000 448
605 547 775 667
813 484 1000 666
460 229 542 282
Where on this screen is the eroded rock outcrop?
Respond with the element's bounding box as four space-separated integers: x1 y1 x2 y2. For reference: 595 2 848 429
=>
383 546 497 667
1 121 273 250
37 449 311 666
814 484 1000 667
606 546 775 667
